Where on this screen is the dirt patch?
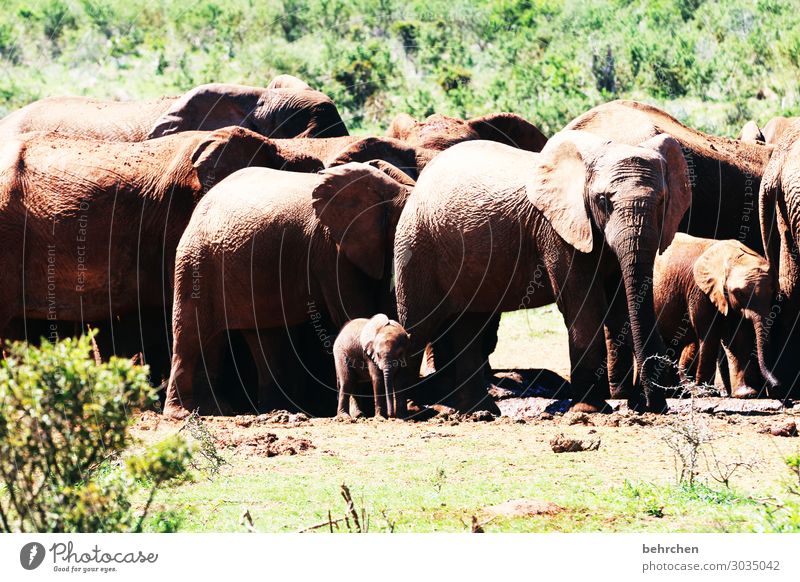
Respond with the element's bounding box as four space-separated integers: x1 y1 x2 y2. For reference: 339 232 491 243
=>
561 411 594 426
550 433 601 453
136 410 163 431
482 499 564 518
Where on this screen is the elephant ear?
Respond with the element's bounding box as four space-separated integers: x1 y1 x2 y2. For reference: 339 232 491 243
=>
526 135 592 253
693 242 732 316
639 133 692 253
312 162 406 279
190 127 291 192
148 84 251 138
468 112 548 152
386 113 417 140
359 314 390 356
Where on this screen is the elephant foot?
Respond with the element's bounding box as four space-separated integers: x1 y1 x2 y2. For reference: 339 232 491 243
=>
628 389 668 413
570 400 610 414
199 396 235 416
454 391 501 416
163 401 193 420
731 386 758 399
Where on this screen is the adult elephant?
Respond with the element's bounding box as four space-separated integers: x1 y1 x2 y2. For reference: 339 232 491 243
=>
0 127 321 374
0 82 348 141
759 119 800 397
394 130 691 416
386 112 548 152
566 100 773 255
163 162 411 419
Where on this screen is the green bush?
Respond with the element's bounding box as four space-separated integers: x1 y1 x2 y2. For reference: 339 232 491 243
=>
0 332 192 532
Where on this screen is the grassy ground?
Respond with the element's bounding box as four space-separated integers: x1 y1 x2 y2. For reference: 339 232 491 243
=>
130 307 800 533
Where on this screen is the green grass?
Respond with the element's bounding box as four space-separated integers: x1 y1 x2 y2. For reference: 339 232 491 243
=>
137 418 796 533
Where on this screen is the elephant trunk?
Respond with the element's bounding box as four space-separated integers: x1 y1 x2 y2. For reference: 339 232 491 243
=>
749 311 780 392
383 367 396 418
613 226 671 411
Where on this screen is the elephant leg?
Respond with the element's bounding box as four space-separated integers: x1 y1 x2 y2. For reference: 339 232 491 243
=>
717 347 732 396
371 372 385 418
480 313 501 377
446 314 500 414
336 372 362 418
694 332 722 388
420 343 436 376
720 323 759 398
678 343 697 376
556 279 609 412
164 309 220 420
396 315 444 416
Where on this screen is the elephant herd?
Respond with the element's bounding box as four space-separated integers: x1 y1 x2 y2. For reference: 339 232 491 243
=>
1 74 798 420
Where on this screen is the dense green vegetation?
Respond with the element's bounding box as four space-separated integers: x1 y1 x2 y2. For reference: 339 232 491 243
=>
0 0 798 136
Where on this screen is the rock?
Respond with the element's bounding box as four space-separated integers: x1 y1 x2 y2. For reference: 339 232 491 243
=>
482 499 563 518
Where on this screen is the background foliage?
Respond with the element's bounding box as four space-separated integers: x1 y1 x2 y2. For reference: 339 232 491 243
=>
0 0 798 136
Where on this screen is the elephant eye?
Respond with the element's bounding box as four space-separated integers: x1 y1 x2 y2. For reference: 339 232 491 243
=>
597 195 612 212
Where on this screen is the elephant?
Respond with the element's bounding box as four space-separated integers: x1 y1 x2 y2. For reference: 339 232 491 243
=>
761 116 799 144
334 314 410 418
163 162 411 419
0 82 348 141
759 118 800 396
393 130 691 416
0 126 321 378
565 100 774 255
386 112 548 152
739 121 766 143
653 234 778 398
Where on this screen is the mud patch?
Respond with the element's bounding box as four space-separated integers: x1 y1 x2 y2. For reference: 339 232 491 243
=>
550 433 601 453
217 432 315 457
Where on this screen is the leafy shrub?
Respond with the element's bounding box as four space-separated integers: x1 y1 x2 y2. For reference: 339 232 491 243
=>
0 332 192 532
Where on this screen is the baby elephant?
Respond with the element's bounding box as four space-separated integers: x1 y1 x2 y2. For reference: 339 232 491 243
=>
654 234 778 398
334 315 410 418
